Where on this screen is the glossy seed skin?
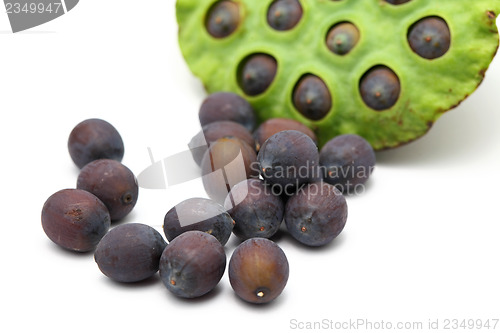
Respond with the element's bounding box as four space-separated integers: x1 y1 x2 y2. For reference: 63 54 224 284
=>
293 75 332 120
224 179 284 240
163 197 234 245
253 118 317 151
68 118 124 169
229 238 289 304
285 182 347 247
94 223 167 283
267 0 303 31
359 66 401 111
77 159 138 221
41 189 110 252
238 54 277 96
159 231 226 298
201 137 258 204
205 1 240 39
189 121 255 166
258 130 319 190
408 17 451 60
326 22 360 55
319 134 376 193
199 92 256 131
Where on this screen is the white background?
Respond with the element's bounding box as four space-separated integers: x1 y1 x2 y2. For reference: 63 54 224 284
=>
1 1 499 332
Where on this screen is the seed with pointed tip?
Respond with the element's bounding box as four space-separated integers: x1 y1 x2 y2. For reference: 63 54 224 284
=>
238 54 277 96
77 159 138 221
293 74 332 120
224 179 284 240
267 0 303 31
229 238 289 304
408 16 451 59
359 66 400 111
326 22 360 55
285 182 348 247
159 231 226 298
206 1 240 38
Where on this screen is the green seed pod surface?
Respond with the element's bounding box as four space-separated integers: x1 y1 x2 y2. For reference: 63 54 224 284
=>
177 0 500 149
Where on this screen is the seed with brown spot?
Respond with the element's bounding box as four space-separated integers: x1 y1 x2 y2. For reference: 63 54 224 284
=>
326 22 360 56
42 189 110 252
77 159 138 221
360 65 400 111
293 74 332 120
229 238 289 304
267 0 303 31
205 1 240 39
408 16 450 59
238 54 278 96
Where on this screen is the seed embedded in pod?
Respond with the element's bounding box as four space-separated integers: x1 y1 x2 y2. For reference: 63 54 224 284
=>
293 74 332 120
326 22 360 55
237 54 278 96
267 0 303 31
359 66 401 111
408 16 451 60
205 1 240 39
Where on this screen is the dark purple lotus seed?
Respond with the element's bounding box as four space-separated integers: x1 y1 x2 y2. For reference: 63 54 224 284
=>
94 223 167 283
68 118 124 169
326 22 360 55
258 130 319 190
159 231 226 298
163 197 234 245
408 17 451 60
320 134 376 194
41 189 110 252
285 182 348 247
206 1 240 39
293 75 332 120
267 0 303 31
77 159 138 221
238 54 277 96
224 179 284 240
360 66 400 111
199 92 256 131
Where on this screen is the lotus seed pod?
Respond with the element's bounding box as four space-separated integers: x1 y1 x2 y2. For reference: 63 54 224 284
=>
177 0 500 149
